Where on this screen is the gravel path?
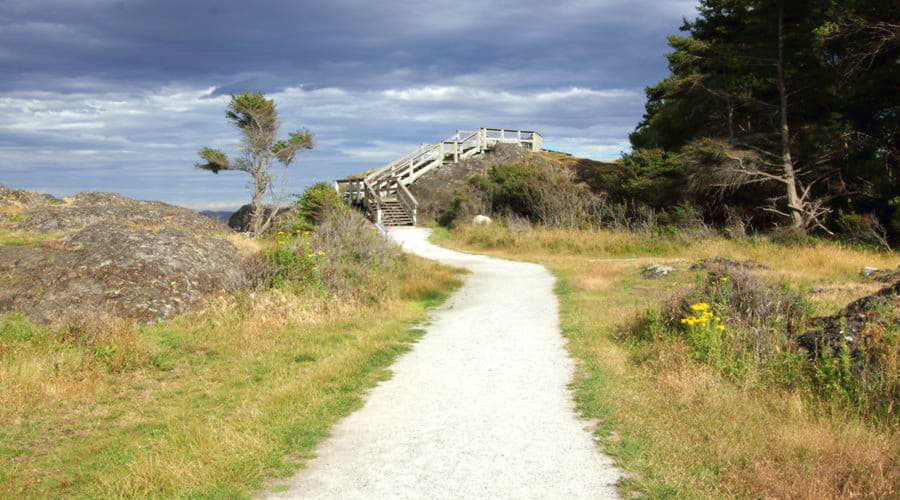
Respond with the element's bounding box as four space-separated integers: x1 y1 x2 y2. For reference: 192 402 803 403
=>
269 227 621 499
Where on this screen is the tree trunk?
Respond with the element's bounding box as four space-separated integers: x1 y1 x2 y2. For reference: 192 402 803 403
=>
777 0 804 230
727 98 735 146
250 164 267 237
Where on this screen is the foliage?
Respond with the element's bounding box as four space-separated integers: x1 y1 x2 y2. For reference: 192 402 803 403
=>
467 162 600 228
293 182 345 231
309 208 406 302
193 92 314 236
626 0 900 243
264 208 406 302
470 163 543 217
436 190 472 228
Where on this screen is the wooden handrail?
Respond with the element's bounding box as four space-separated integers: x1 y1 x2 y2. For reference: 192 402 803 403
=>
397 181 418 209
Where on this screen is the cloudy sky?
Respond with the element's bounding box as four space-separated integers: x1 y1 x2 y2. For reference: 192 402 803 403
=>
0 0 699 210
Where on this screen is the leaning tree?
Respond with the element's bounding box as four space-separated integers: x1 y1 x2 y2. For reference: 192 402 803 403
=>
194 92 313 236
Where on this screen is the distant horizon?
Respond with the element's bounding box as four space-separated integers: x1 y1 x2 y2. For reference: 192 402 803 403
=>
0 0 700 210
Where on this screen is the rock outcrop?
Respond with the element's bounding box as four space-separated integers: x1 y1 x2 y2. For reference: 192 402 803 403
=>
0 188 244 323
798 280 900 355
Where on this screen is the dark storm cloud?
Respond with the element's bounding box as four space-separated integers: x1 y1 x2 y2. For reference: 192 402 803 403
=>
0 0 699 208
1 0 694 92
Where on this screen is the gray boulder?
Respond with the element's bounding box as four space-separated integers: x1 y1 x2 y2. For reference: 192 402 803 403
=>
642 264 676 278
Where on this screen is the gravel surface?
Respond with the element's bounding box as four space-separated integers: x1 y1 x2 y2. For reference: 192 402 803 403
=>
269 227 621 499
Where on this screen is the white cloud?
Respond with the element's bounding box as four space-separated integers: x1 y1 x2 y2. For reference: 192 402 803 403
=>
0 81 647 205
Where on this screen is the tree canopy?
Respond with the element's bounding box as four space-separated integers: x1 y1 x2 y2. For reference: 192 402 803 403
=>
621 0 899 244
194 92 314 236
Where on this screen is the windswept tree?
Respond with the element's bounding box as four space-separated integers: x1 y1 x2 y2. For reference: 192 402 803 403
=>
195 92 313 236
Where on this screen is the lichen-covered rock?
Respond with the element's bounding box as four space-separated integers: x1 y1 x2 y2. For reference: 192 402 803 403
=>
0 184 60 209
860 266 900 283
0 190 244 323
15 191 226 234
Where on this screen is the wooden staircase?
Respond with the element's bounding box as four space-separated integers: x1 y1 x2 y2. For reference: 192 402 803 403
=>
336 128 543 226
380 200 414 226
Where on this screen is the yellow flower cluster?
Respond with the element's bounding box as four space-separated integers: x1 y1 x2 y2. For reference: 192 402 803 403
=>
681 303 725 331
275 230 291 245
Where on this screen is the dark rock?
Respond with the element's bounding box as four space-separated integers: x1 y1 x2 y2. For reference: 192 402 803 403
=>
798 280 899 355
860 266 900 283
0 190 244 323
690 257 769 271
199 209 236 224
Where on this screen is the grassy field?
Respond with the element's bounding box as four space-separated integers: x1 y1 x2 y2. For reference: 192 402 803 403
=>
0 254 462 498
434 224 899 498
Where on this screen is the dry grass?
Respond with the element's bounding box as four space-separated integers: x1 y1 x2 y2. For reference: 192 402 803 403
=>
226 231 265 257
0 252 462 498
445 224 897 278
435 224 899 498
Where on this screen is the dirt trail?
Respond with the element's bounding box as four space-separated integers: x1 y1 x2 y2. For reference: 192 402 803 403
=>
269 227 620 499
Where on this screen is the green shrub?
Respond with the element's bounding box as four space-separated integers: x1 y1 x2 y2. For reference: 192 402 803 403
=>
469 162 600 228
437 191 471 227
268 233 318 289
294 182 345 231
309 207 405 302
470 163 542 217
263 208 405 302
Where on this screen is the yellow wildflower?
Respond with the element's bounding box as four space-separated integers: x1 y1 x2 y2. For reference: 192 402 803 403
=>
716 325 725 332
690 303 709 312
317 251 325 257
